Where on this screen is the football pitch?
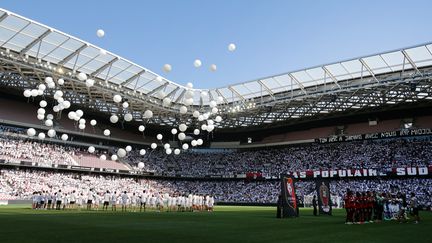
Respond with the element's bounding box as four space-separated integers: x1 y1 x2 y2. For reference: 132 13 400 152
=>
0 205 430 243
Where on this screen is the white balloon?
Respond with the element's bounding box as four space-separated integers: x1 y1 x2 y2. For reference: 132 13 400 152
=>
52 106 60 113
96 29 105 38
163 64 172 73
156 134 163 140
113 94 122 103
198 115 204 121
163 97 171 106
174 149 181 155
45 77 53 83
215 115 222 123
61 134 68 141
103 129 111 136
37 114 45 120
38 132 46 140
78 123 86 130
201 91 208 97
85 78 95 87
122 102 129 109
62 100 71 109
46 114 54 120
88 146 95 153
212 107 218 114
186 82 194 88
207 124 215 132
201 124 207 131
57 78 64 85
76 110 84 117
47 82 55 89
182 143 189 150
210 64 217 72
203 113 209 120
143 110 153 119
100 49 107 55
209 100 217 108
138 125 145 132
193 110 200 118
178 132 186 140
139 149 146 156
37 90 43 96
138 162 145 168
207 120 214 125
228 43 236 52
193 129 200 135
124 113 133 122
27 128 36 137
31 89 38 97
38 84 46 91
191 140 197 146
197 138 203 145
100 154 107 160
44 119 53 127
171 128 178 135
68 111 76 120
151 143 157 149
37 108 46 115
179 124 187 132
79 118 86 124
179 106 187 114
117 148 127 158
193 59 202 68
73 115 80 121
184 98 194 106
111 154 118 161
23 90 31 98
77 72 87 81
47 129 56 138
156 76 163 82
165 148 172 155
90 119 97 126
184 90 194 99
217 96 224 103
125 145 132 152
110 114 119 123
164 143 170 150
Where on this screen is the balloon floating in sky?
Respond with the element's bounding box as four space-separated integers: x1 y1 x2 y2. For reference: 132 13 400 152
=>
210 64 217 72
163 64 172 73
228 43 236 52
96 29 105 38
193 59 202 68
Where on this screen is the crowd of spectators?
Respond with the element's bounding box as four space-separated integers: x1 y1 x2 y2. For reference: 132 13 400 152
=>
1 169 431 207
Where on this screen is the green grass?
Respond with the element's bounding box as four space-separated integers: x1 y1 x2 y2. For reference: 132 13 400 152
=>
0 205 430 243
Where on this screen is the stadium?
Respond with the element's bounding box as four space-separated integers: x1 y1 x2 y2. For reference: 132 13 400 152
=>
0 2 431 243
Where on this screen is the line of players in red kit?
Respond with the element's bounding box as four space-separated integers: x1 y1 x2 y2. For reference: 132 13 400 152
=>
344 190 380 224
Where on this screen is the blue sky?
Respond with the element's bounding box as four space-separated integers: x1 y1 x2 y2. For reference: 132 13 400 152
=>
2 0 432 89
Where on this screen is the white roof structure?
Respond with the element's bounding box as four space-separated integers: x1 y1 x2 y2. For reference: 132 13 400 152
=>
0 8 431 128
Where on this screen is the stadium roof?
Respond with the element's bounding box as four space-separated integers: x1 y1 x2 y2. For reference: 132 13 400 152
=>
0 8 431 129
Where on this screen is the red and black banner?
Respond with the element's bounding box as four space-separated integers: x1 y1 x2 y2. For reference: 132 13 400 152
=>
280 175 298 218
315 180 332 215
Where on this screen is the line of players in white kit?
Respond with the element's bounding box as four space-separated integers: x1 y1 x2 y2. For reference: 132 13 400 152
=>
31 189 215 212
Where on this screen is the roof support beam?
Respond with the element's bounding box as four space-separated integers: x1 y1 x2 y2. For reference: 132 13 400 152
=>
58 43 87 66
288 73 307 95
359 58 379 82
91 57 118 77
258 80 274 98
228 86 245 100
19 29 52 55
401 50 422 76
120 69 146 86
322 66 341 89
146 82 169 96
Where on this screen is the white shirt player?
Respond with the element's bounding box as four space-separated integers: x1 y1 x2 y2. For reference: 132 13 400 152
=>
121 193 129 205
104 193 110 202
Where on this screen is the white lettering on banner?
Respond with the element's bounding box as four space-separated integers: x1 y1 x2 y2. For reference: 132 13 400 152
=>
330 170 337 177
338 170 346 177
381 131 397 138
292 172 298 178
354 170 362 177
407 167 416 175
322 171 329 178
347 170 354 177
396 167 406 176
400 129 410 136
419 167 428 175
313 171 321 178
346 134 363 141
368 169 377 176
299 171 307 178
365 133 378 139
